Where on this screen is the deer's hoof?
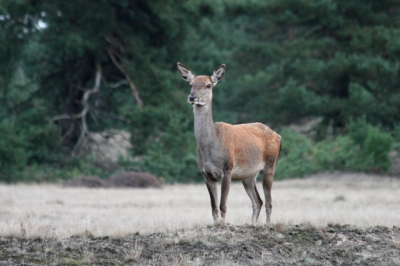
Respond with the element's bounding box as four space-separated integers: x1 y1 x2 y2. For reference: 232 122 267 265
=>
214 219 228 227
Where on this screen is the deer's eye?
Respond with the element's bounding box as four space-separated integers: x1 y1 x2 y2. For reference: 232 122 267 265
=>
206 84 212 88
189 84 192 88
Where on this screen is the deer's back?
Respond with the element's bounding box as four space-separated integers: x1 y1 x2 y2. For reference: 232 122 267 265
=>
214 122 281 180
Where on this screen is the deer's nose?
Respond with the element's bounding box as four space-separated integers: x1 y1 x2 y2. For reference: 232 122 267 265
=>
188 95 196 102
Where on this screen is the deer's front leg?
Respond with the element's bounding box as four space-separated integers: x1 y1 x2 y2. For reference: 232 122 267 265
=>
205 180 220 222
219 172 231 222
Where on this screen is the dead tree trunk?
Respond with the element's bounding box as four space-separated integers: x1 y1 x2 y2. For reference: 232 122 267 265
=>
61 52 95 145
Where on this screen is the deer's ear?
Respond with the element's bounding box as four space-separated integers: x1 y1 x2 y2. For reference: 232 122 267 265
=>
177 62 195 82
211 64 226 86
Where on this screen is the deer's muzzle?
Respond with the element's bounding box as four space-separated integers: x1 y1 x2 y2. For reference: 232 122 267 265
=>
188 95 197 103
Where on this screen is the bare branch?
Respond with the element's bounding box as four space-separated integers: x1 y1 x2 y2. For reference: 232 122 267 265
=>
104 36 125 54
59 121 75 145
107 79 128 89
49 64 102 125
106 48 143 110
304 25 323 39
49 62 103 151
72 62 102 153
49 114 75 123
95 110 132 123
361 82 383 102
265 83 285 91
150 65 159 82
89 111 100 126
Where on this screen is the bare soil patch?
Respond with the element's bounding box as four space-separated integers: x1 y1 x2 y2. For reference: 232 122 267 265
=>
1 224 399 265
62 171 162 188
62 176 107 188
107 171 162 188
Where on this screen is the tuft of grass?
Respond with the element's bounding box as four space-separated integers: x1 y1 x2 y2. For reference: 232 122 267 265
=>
124 242 143 263
391 234 400 249
82 249 94 264
334 195 346 202
273 222 288 234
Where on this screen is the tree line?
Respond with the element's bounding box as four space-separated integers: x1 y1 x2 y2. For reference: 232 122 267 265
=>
1 0 400 182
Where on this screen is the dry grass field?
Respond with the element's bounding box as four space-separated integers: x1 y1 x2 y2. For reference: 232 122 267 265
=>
1 172 400 265
0 172 399 238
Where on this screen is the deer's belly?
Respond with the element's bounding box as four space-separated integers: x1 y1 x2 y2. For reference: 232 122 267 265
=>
199 159 264 181
231 162 264 180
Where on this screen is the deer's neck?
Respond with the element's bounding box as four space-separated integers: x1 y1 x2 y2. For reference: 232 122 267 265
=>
193 104 218 150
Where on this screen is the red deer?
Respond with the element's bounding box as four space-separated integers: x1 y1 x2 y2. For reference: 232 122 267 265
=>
177 62 282 224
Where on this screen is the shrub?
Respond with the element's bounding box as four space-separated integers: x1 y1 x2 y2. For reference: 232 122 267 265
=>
0 120 28 182
128 110 202 183
277 118 393 178
312 118 393 172
128 107 170 156
0 107 63 183
392 124 400 154
312 136 359 171
10 158 110 183
347 118 393 171
12 165 77 183
275 128 316 179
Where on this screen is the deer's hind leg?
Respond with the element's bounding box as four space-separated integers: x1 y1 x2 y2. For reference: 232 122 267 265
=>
242 174 263 224
260 164 276 223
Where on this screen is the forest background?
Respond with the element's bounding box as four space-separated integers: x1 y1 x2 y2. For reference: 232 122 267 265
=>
1 0 400 183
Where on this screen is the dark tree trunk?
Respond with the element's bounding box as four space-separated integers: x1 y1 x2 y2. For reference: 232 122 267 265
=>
316 73 350 140
331 73 349 130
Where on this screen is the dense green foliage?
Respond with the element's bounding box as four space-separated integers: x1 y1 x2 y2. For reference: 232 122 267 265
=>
277 118 393 179
1 0 400 182
130 110 202 183
275 128 315 178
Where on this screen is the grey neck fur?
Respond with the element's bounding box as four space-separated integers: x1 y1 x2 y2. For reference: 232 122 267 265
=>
193 103 218 152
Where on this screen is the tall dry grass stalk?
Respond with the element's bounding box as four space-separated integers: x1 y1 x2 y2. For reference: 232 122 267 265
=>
0 173 399 238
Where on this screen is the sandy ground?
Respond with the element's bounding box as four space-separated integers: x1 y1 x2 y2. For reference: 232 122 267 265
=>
0 172 399 238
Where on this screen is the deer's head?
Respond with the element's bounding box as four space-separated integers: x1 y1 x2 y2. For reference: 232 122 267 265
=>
177 63 226 106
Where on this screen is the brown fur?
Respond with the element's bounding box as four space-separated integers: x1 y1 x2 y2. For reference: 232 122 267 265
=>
216 122 281 171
